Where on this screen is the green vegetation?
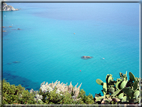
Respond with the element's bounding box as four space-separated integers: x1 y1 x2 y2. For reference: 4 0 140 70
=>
2 80 94 105
3 80 36 104
2 71 141 105
95 71 141 104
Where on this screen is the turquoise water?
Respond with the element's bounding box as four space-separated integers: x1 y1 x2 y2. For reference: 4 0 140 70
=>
3 3 139 96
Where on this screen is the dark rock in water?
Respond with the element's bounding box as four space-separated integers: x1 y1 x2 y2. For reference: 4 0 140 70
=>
81 56 93 59
17 28 20 30
13 61 20 63
3 3 19 11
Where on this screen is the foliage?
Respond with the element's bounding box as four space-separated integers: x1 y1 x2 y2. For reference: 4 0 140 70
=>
2 71 141 105
3 79 36 104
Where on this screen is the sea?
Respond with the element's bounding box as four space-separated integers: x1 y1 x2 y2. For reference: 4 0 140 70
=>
2 3 139 96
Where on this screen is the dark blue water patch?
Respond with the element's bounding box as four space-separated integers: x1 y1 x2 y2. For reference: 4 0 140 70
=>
4 61 21 66
6 63 12 65
3 39 10 40
2 31 9 36
3 71 40 91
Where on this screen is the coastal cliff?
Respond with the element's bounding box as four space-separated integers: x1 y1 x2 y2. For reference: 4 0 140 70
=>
3 3 18 11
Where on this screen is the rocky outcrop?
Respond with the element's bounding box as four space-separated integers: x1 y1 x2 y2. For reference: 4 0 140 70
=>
3 3 18 11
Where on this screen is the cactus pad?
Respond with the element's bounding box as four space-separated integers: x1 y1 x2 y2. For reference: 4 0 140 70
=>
122 96 127 102
129 72 135 82
118 93 124 100
111 89 121 97
96 79 103 85
122 87 134 97
120 80 128 89
134 90 140 99
115 80 122 90
103 83 107 95
133 80 138 90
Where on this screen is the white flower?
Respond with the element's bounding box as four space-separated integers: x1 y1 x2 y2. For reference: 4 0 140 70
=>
34 94 43 103
39 95 43 99
72 96 76 99
35 94 43 100
35 94 39 98
38 99 41 101
47 86 53 92
56 89 60 94
40 85 48 93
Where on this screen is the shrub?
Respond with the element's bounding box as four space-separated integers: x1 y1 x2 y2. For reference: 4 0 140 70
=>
3 79 36 104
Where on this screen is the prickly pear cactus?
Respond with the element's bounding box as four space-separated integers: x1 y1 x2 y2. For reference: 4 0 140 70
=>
95 71 140 104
